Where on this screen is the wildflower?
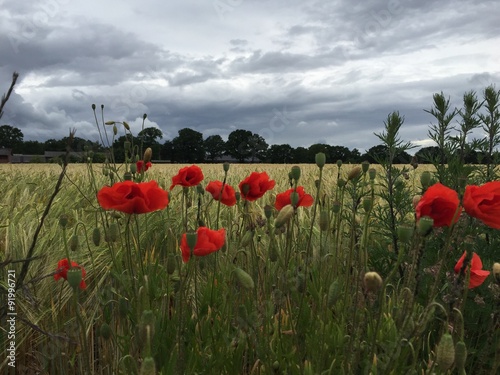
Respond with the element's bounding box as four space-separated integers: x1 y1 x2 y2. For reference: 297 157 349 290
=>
275 186 314 210
136 160 152 173
180 227 226 263
54 258 87 290
205 181 237 206
97 180 169 214
169 165 204 190
415 183 461 227
454 251 490 289
239 171 275 201
463 181 500 229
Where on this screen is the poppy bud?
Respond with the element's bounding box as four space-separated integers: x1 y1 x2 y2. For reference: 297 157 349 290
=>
143 147 152 163
290 166 301 181
362 197 373 212
166 253 177 275
186 232 198 250
290 191 299 207
327 280 340 308
92 104 96 110
143 113 147 120
493 262 500 284
233 267 255 290
105 121 115 125
364 272 383 293
418 217 434 236
420 171 431 189
315 152 326 168
368 168 377 180
67 268 83 290
100 323 112 340
140 357 156 375
361 161 370 173
59 214 69 228
275 205 294 228
336 159 342 168
319 210 329 231
348 166 362 181
436 333 455 372
130 163 137 174
113 124 118 135
264 204 273 220
454 341 467 373
223 162 230 172
123 121 130 130
397 225 414 243
92 227 101 246
239 230 254 247
69 234 79 252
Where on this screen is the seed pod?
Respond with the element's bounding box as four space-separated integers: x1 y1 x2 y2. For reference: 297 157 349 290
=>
436 333 455 372
397 225 414 243
368 168 377 180
233 267 255 290
417 217 434 236
67 268 83 290
315 152 326 168
290 166 301 181
91 227 101 246
166 253 177 275
420 171 431 189
361 161 370 173
364 272 383 293
362 197 373 212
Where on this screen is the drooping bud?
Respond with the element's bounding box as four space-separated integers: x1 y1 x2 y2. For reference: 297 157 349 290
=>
315 152 326 169
123 121 130 131
92 227 101 246
143 147 153 163
113 124 118 135
454 341 467 373
105 121 115 125
436 333 455 372
275 205 294 228
364 272 383 293
233 267 255 290
69 234 79 252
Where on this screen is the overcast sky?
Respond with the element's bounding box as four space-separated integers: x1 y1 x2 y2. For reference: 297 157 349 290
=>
1 0 499 153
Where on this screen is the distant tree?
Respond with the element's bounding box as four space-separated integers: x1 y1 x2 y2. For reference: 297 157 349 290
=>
138 127 163 159
267 144 294 163
414 146 441 164
0 125 23 151
204 135 226 162
308 143 330 162
225 129 254 162
173 128 205 163
161 140 175 162
248 133 268 162
44 138 67 151
362 144 411 164
326 145 352 164
20 140 44 155
292 146 309 163
349 148 361 163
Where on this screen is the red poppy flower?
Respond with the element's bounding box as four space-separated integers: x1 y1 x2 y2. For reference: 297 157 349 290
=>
136 160 152 173
463 181 500 229
180 227 226 263
415 183 461 227
454 251 490 288
54 259 87 290
239 171 276 201
206 181 237 206
170 165 204 190
275 186 314 210
97 180 169 214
